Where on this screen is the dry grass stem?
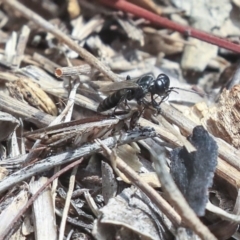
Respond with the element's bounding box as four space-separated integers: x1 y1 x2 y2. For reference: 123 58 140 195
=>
3 0 122 82
59 166 79 240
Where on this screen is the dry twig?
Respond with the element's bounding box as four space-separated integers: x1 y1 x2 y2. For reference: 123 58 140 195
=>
55 64 91 77
0 128 156 194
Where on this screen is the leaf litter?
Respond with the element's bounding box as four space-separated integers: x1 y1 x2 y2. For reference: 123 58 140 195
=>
0 0 240 239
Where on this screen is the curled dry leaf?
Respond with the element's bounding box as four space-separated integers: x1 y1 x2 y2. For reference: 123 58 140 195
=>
187 85 240 149
6 78 58 116
93 187 171 240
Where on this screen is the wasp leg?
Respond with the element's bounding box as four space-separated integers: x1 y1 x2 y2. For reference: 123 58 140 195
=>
137 97 150 106
123 78 132 109
130 110 142 129
112 94 129 116
151 94 160 108
149 94 161 115
158 90 172 106
154 90 173 115
137 98 153 114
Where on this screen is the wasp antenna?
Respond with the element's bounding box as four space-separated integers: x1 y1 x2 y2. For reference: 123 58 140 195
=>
169 88 179 94
171 87 204 97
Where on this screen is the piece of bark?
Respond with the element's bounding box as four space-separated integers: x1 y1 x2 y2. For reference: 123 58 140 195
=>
201 86 240 149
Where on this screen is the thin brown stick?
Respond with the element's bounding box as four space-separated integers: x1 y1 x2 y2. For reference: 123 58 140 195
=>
0 157 84 240
3 0 122 82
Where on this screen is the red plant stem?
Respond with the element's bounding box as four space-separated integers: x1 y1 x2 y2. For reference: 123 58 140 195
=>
100 0 240 53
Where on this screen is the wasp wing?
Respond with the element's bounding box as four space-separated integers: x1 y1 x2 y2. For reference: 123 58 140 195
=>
90 78 139 92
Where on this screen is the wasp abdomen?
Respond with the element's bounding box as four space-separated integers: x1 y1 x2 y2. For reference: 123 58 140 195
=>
97 89 130 112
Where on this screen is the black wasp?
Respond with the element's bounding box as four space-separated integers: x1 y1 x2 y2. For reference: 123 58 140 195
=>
97 73 177 113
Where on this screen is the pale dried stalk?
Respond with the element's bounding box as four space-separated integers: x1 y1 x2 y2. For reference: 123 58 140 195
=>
3 0 122 82
206 201 240 223
59 166 78 240
30 177 57 240
66 230 74 240
9 131 20 157
60 53 79 122
55 64 91 77
84 191 101 217
14 25 30 68
4 31 17 66
65 84 79 121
